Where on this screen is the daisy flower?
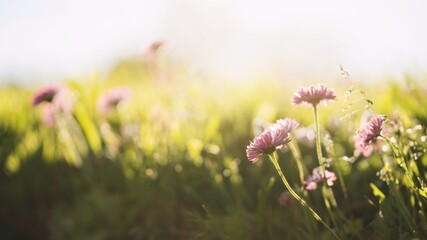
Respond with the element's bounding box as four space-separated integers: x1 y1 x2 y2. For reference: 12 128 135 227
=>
292 84 337 107
355 115 385 149
246 118 298 163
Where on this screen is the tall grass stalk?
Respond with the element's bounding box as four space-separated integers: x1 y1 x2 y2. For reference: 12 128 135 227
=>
313 105 339 228
381 134 426 198
288 142 306 186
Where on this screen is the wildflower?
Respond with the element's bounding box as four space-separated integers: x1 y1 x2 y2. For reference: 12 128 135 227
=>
354 133 373 157
31 85 61 106
97 87 132 115
292 84 337 107
249 119 341 239
305 167 337 191
355 115 385 149
246 118 299 163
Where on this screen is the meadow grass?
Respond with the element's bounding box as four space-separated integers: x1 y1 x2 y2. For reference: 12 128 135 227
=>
0 62 426 239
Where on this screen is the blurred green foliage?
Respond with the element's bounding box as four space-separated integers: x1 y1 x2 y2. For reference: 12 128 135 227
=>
1 59 427 239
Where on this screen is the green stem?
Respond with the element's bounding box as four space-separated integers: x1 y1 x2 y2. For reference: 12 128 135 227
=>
381 135 417 191
313 105 340 230
268 154 342 240
289 142 306 186
324 134 348 198
289 142 317 234
313 106 338 206
335 158 348 198
313 106 328 184
390 181 417 233
55 109 97 193
380 155 418 235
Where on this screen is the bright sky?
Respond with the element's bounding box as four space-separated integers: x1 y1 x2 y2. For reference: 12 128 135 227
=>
1 0 427 85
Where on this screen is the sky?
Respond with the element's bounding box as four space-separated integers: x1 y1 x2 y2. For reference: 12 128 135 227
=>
1 0 427 85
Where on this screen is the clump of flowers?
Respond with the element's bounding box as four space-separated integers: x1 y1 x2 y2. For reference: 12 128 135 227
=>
355 115 385 150
292 84 337 107
305 167 337 191
291 84 339 205
97 87 132 115
246 116 341 239
246 118 298 163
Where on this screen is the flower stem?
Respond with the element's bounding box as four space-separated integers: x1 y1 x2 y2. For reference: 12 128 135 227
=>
390 180 418 232
381 135 418 191
268 154 341 240
335 158 348 198
289 142 306 186
313 106 338 205
312 105 339 228
313 106 328 183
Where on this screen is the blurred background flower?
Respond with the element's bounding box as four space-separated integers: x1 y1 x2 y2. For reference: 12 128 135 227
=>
96 87 132 115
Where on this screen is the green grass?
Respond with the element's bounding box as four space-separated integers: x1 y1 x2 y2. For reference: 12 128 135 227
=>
1 61 427 239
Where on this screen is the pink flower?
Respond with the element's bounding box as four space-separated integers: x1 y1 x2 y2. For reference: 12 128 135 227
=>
292 84 337 107
31 85 61 106
246 118 298 163
354 134 373 157
304 167 337 191
355 115 385 150
97 87 132 115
